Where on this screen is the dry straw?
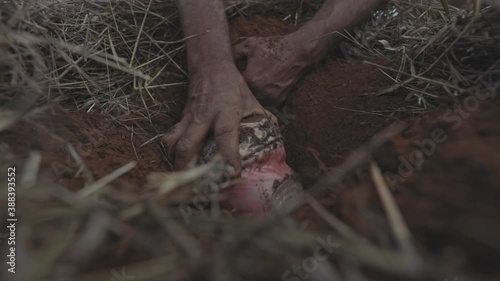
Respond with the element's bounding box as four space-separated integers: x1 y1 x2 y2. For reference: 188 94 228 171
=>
342 0 500 108
1 1 499 281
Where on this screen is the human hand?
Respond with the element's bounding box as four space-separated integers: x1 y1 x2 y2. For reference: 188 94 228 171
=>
162 61 266 176
233 35 313 106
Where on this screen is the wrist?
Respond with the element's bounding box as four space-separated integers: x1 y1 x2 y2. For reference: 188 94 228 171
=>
189 59 237 78
287 0 386 65
287 28 333 66
187 40 235 75
178 0 234 75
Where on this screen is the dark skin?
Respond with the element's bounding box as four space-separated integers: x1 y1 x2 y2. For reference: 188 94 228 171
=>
164 0 385 175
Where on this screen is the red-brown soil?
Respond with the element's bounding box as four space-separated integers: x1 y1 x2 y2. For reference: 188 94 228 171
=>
1 108 170 192
1 15 500 280
284 58 408 180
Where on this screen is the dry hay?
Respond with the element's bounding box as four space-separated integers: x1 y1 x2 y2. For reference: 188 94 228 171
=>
1 1 500 281
342 0 500 108
0 0 318 124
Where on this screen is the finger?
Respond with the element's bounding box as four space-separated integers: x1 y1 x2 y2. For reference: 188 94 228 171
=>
242 99 268 119
232 38 253 61
214 112 242 177
261 108 279 125
174 120 212 170
162 117 190 154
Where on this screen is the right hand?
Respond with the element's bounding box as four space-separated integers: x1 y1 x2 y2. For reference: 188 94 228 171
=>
162 61 267 176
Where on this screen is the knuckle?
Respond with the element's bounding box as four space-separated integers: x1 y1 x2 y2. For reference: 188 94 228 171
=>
175 139 191 155
188 97 212 124
194 99 209 112
193 107 210 123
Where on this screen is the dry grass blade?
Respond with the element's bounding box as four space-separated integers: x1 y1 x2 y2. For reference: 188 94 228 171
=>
129 0 154 68
58 211 110 277
343 0 500 107
147 155 224 195
19 151 42 187
306 194 371 244
440 0 451 16
76 161 137 198
23 221 80 281
67 143 95 184
370 160 422 267
41 254 181 281
0 5 47 122
308 122 405 196
0 115 17 132
148 202 203 258
261 228 430 279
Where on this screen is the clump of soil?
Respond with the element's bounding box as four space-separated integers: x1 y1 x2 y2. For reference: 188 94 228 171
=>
285 58 408 182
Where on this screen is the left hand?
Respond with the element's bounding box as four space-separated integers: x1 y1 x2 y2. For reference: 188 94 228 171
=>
233 35 313 106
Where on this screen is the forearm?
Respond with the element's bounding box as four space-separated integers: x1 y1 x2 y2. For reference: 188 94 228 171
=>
177 0 233 74
291 0 386 62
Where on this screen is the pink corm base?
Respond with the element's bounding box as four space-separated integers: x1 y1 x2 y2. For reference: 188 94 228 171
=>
228 148 302 214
